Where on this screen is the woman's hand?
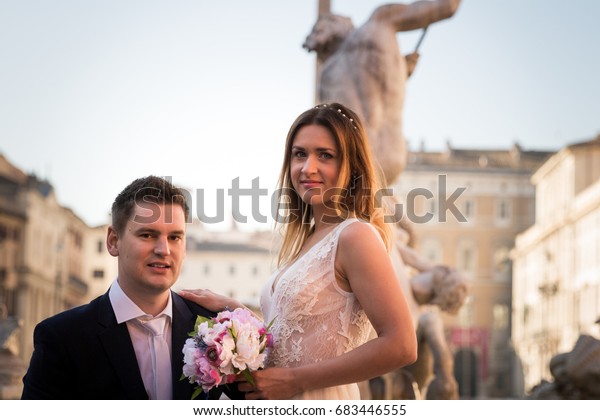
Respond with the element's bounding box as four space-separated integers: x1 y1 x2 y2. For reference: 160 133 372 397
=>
177 289 243 313
238 367 302 400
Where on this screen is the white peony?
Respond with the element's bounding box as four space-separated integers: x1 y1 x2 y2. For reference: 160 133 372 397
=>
231 328 266 371
218 334 236 375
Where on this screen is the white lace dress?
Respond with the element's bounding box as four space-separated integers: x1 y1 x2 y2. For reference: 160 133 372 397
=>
260 218 373 399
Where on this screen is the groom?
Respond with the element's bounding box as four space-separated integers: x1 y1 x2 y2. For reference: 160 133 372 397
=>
22 175 239 399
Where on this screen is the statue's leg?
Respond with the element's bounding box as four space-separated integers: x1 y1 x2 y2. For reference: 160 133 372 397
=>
419 309 459 399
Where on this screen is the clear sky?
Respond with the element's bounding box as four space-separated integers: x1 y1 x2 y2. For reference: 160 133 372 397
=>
1 0 599 230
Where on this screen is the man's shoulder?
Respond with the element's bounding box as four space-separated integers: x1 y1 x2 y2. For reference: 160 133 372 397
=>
37 294 106 332
174 292 217 319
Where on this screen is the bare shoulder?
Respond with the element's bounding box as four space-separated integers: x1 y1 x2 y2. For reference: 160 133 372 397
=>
335 220 395 287
338 220 385 253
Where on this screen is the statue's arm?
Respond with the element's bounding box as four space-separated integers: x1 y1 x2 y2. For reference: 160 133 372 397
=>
370 0 461 33
397 239 434 272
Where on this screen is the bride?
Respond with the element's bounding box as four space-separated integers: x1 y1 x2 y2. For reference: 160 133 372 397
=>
180 103 417 399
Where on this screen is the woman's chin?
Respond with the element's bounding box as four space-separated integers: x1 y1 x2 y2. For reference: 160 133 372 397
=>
300 191 324 206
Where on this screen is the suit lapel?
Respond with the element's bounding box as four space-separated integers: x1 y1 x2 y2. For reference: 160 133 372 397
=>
171 292 198 400
93 291 214 400
96 293 149 399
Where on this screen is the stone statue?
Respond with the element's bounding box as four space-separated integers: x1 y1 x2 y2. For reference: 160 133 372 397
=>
393 220 468 399
528 334 600 399
397 225 468 316
0 317 25 399
358 216 468 400
304 0 465 399
304 0 461 184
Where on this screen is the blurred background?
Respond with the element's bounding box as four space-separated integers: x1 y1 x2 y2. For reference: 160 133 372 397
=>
1 0 599 399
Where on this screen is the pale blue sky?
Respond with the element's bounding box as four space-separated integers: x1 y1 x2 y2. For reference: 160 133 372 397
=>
1 0 599 230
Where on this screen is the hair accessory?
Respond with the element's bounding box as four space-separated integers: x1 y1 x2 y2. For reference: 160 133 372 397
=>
336 109 358 130
314 104 358 130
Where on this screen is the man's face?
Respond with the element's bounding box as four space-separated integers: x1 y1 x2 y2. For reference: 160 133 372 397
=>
107 203 186 298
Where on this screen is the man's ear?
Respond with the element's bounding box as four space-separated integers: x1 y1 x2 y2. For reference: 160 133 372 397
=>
106 226 120 257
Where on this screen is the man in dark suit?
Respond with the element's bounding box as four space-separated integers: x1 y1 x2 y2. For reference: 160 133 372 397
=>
22 176 239 400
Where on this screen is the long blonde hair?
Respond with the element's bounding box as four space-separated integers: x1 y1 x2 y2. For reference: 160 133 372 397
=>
275 102 391 267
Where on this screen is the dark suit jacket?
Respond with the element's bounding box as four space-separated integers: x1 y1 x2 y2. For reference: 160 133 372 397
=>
21 290 241 400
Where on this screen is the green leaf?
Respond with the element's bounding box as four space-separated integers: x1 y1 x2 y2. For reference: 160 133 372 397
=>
195 315 211 328
190 315 212 336
266 316 277 331
191 387 203 400
230 324 237 340
241 369 255 387
179 372 187 381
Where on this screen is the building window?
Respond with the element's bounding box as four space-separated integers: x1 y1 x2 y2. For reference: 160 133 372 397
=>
70 229 83 249
92 269 105 279
495 198 511 225
252 266 259 276
0 268 15 317
461 248 473 272
204 264 210 275
97 240 104 253
493 246 511 281
457 241 477 276
493 304 509 330
499 201 508 219
463 199 475 222
523 305 530 324
0 224 6 242
422 238 443 265
457 296 473 327
45 233 52 266
229 265 235 275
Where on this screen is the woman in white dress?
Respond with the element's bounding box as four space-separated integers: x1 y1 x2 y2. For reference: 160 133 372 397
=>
181 102 417 399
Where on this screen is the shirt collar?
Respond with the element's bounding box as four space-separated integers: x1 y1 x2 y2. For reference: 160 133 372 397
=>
108 278 173 324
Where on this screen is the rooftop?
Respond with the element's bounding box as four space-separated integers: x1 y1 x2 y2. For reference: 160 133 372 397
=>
406 141 554 173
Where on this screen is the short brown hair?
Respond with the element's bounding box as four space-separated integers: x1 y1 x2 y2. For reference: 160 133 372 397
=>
110 176 189 234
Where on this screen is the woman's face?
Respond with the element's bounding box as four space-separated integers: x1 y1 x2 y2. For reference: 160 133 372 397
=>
290 124 342 210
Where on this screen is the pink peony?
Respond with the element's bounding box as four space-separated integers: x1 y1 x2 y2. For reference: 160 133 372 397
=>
195 356 223 392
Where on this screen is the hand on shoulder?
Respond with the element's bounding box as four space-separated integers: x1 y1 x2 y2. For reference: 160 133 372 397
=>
177 289 243 313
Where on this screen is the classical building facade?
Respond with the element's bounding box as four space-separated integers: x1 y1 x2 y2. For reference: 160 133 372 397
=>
177 220 275 310
511 135 600 393
0 154 28 399
0 154 117 398
83 223 118 301
393 142 551 398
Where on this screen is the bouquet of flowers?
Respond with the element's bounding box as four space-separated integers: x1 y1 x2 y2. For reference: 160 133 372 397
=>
181 307 274 399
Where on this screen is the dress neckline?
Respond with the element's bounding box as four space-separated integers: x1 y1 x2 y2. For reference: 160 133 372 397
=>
270 218 358 296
